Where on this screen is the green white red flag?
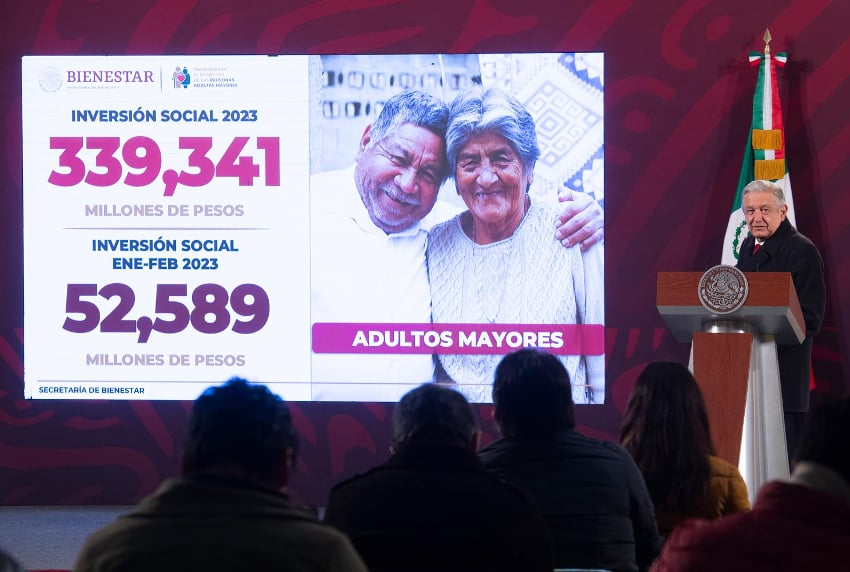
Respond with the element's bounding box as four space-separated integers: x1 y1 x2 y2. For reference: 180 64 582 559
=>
721 33 793 265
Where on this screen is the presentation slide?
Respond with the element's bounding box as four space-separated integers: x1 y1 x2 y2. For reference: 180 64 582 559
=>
22 53 604 403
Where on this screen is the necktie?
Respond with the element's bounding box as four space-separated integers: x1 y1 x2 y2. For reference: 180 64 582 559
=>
753 243 761 254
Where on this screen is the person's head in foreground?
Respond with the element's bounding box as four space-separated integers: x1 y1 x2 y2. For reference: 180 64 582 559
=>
354 89 449 234
794 395 850 485
492 348 576 439
0 549 23 572
446 86 541 244
620 361 715 510
653 396 850 572
324 381 554 572
73 378 369 572
183 377 298 490
741 179 788 240
482 349 662 571
392 382 480 451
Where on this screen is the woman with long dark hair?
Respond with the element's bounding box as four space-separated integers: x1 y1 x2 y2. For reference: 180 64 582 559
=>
620 361 750 536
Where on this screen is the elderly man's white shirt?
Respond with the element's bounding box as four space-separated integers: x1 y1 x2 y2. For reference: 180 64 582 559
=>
310 167 436 401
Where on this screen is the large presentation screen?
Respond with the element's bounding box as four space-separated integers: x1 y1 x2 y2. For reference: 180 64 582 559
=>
22 53 604 403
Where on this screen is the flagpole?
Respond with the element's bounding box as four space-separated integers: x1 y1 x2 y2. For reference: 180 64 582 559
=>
716 30 793 503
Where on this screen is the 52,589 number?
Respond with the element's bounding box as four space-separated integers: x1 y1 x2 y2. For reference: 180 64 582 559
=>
63 283 270 343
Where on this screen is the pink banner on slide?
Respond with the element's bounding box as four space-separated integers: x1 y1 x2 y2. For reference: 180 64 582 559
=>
312 323 604 355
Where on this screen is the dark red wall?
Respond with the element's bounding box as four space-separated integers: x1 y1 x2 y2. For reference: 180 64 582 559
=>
2 0 848 506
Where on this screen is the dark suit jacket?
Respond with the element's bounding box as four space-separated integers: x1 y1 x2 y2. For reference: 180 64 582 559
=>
736 218 826 411
74 476 367 572
324 440 553 572
480 429 661 572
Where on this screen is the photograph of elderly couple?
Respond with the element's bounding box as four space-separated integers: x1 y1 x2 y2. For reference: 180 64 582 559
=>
309 53 605 405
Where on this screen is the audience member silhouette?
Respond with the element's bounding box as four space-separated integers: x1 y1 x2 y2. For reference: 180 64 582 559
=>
73 378 367 572
0 550 23 572
479 348 661 572
324 383 553 572
653 396 850 571
620 361 750 536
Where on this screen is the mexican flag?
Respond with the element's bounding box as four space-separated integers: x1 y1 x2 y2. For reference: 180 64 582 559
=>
721 40 794 265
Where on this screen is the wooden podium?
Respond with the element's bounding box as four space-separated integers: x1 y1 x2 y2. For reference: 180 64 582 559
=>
656 272 805 465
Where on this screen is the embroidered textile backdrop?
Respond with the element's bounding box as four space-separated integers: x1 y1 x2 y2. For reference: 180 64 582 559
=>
1 0 848 506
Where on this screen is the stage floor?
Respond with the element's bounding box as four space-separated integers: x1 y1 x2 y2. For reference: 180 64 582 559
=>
0 506 131 570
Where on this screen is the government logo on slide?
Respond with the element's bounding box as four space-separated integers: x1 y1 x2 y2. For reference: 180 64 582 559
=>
172 66 191 88
39 67 63 92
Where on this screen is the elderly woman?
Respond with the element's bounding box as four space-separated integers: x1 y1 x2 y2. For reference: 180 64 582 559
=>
426 87 604 404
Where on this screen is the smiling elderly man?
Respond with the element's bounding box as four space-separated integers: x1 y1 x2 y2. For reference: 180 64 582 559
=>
734 179 825 463
309 90 604 401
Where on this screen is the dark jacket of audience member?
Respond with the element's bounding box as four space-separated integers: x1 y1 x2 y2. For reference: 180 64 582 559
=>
74 378 367 572
324 383 553 572
478 349 662 572
653 396 850 571
620 362 749 536
0 550 23 572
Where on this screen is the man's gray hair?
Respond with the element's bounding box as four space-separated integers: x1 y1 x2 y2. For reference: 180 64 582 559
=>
741 179 786 210
367 90 449 149
445 87 540 177
392 384 478 450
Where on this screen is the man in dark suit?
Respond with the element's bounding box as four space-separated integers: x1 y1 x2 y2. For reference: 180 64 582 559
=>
735 179 826 462
324 383 552 572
